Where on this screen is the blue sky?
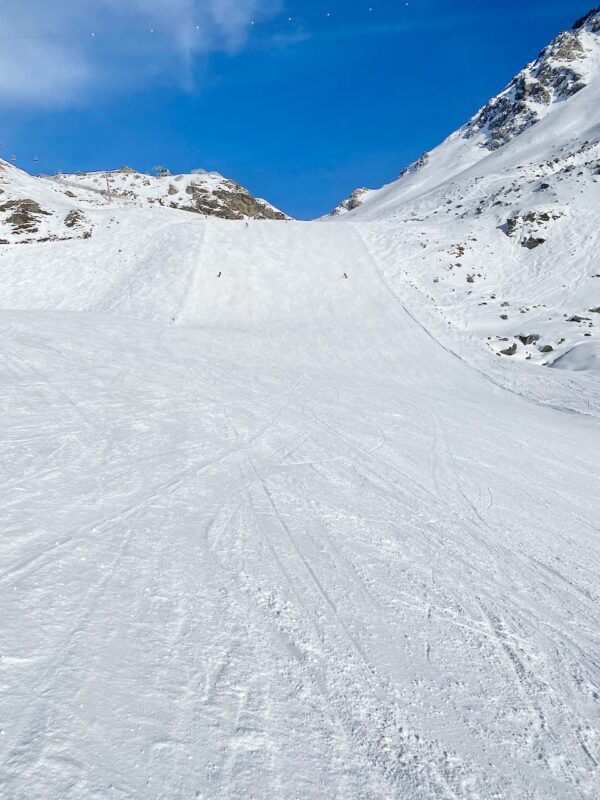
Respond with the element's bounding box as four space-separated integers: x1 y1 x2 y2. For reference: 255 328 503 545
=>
0 0 594 218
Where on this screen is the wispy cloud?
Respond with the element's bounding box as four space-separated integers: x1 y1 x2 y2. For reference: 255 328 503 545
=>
0 0 280 107
252 0 581 48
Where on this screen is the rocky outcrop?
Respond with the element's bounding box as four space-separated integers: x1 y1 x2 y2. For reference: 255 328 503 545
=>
0 199 50 234
517 334 540 346
330 188 371 217
400 152 430 178
464 27 589 150
573 6 600 33
503 211 562 246
523 236 546 250
183 180 287 220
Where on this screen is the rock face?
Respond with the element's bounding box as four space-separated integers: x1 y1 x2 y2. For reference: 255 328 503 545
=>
182 179 287 220
463 28 588 150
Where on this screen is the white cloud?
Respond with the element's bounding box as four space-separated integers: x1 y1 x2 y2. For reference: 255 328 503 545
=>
0 0 280 107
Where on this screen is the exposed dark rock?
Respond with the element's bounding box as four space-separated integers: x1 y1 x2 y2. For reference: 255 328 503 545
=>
517 334 540 345
0 198 51 234
513 77 551 105
573 6 600 32
185 181 286 220
543 30 585 60
500 343 518 356
331 188 370 216
523 237 546 249
64 210 85 228
181 182 286 220
463 28 588 150
400 152 430 178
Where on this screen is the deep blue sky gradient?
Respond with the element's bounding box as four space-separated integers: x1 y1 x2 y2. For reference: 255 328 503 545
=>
2 1 594 218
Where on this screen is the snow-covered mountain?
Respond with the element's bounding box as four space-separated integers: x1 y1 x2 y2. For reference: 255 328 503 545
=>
329 6 600 372
0 160 288 245
48 167 289 221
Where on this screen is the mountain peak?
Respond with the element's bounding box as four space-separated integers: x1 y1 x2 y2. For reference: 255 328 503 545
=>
462 26 591 152
573 5 600 31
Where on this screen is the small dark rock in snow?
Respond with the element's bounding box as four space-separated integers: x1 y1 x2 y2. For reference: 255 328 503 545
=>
517 334 540 345
523 237 546 249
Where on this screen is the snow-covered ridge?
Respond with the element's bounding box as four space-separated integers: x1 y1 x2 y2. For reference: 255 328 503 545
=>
573 4 600 32
48 167 290 221
0 160 290 245
329 6 600 216
329 187 373 217
327 7 600 373
462 27 591 151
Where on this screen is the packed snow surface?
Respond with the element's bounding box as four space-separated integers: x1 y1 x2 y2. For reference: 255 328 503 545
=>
0 215 599 800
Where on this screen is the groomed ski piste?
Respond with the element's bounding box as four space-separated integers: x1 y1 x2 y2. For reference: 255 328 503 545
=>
1 213 598 800
2 9 600 800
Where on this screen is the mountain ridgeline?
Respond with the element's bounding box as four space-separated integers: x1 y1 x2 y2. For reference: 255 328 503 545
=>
1 7 599 373
0 163 288 245
330 6 600 215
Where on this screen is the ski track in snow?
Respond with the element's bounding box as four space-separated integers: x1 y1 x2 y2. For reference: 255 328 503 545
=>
0 219 598 800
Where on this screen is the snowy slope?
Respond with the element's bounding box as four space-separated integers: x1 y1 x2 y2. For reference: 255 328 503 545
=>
331 8 600 372
0 158 101 244
1 9 600 800
1 218 599 800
